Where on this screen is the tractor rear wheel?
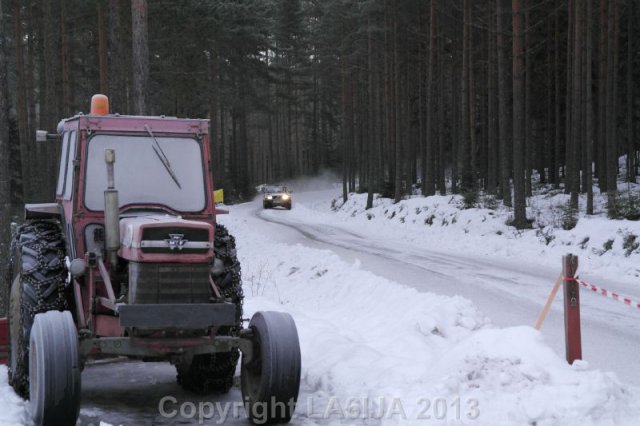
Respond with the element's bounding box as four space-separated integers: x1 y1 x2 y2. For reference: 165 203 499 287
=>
8 221 68 398
241 311 301 425
176 224 244 394
29 310 81 426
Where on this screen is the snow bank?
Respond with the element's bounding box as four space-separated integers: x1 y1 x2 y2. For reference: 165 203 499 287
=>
301 190 640 285
432 327 636 426
221 213 640 425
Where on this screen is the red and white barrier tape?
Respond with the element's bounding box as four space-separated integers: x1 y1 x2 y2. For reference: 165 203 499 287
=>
564 277 640 310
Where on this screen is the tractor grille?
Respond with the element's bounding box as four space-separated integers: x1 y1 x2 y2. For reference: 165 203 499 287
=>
128 262 211 304
140 227 210 254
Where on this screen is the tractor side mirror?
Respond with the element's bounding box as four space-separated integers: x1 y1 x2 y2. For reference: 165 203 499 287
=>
35 130 60 142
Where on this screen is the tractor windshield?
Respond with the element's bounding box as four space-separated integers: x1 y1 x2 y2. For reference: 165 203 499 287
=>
84 134 207 212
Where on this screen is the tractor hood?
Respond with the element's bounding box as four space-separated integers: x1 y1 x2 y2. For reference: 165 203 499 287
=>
118 215 214 263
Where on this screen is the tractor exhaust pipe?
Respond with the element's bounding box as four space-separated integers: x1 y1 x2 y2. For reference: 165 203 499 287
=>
104 149 120 269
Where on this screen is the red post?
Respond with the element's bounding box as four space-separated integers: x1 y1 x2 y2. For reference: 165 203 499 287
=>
563 254 582 363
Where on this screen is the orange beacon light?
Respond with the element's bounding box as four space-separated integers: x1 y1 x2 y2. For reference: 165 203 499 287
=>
90 94 109 115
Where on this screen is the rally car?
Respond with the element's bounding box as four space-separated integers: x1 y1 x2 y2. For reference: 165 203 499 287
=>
263 185 292 210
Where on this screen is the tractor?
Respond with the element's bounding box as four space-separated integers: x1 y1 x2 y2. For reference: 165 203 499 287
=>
0 95 301 425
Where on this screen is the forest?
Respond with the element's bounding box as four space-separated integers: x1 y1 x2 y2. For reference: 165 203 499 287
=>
0 0 638 250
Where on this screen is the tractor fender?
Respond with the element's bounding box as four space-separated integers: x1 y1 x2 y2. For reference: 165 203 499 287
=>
24 203 61 221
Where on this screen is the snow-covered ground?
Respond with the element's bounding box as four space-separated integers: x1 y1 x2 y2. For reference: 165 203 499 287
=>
219 194 640 425
0 367 27 425
1 183 639 425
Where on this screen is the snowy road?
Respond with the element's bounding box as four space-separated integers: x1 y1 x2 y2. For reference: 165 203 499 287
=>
243 190 640 386
77 360 347 426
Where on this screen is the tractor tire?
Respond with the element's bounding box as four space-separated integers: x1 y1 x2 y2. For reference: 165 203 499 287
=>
241 311 301 425
286 202 292 210
176 224 244 394
263 201 271 209
29 310 81 426
8 221 68 399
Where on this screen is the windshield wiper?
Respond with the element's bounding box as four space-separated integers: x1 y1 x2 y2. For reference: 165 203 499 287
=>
144 124 182 189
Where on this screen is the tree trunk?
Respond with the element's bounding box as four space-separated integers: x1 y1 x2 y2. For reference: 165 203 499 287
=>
393 3 402 202
598 0 608 191
437 33 446 196
570 0 582 208
131 0 149 115
208 44 219 183
468 3 477 192
626 0 634 182
565 0 574 195
544 15 553 186
424 0 436 196
25 1 36 199
60 0 71 117
586 0 595 214
553 0 562 188
366 16 375 209
341 59 348 203
98 0 108 94
460 0 473 192
452 71 458 194
43 0 58 196
237 90 249 198
14 0 27 203
108 0 125 112
487 0 498 195
512 0 528 227
606 0 618 205
0 0 12 290
497 0 511 205
219 105 227 185
524 6 533 196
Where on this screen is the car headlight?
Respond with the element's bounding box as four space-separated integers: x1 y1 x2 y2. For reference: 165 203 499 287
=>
282 194 290 200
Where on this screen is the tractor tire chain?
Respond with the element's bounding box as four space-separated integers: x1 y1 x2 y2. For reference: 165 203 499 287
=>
9 221 68 399
215 224 244 313
175 224 244 394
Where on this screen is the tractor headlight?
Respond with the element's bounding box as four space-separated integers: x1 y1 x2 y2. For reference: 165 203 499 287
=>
282 194 290 200
267 196 273 200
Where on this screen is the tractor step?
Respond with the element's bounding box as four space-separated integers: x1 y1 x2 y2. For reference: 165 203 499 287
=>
0 317 8 365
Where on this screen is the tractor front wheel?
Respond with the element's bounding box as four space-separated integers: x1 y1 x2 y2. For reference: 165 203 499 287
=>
29 310 81 426
241 311 301 425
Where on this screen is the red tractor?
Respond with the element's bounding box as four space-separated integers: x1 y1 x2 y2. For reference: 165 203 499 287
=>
0 95 301 425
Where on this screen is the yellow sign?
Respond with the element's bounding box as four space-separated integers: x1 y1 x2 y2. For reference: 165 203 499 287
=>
214 189 224 204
